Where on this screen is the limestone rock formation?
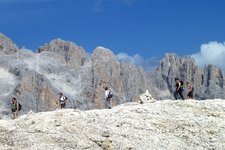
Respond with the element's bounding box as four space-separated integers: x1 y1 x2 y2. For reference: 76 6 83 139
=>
152 53 225 99
1 32 225 117
0 33 17 54
0 99 225 150
139 90 155 104
0 33 157 116
37 38 86 68
14 70 59 112
84 46 157 109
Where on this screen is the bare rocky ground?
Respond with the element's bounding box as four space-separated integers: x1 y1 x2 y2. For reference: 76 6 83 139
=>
0 99 225 150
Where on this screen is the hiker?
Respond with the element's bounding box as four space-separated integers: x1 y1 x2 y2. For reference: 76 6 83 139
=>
174 78 185 100
11 97 19 119
104 87 113 109
59 93 67 109
186 82 194 99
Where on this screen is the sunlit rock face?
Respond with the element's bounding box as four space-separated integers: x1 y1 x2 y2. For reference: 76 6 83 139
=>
0 33 17 54
0 68 16 98
0 33 157 115
152 53 225 99
0 32 225 117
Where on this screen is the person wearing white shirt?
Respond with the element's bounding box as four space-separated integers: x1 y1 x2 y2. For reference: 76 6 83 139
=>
59 93 67 109
104 87 111 109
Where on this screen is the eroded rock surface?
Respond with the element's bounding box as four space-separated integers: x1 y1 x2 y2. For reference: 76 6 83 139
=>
0 32 225 116
0 100 225 150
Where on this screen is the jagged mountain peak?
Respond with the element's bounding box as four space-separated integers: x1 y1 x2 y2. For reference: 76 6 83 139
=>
37 38 84 53
92 46 114 56
94 46 112 52
91 46 117 64
48 38 81 48
164 53 178 57
37 39 86 67
154 52 225 99
0 32 225 117
96 46 107 49
0 32 10 39
0 32 18 54
0 32 5 37
162 53 194 63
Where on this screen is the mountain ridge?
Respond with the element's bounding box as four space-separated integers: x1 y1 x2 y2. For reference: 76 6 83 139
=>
0 32 225 116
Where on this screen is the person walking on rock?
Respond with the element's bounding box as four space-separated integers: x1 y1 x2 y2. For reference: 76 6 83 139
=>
186 82 194 99
174 78 185 100
11 97 19 119
59 93 67 109
104 87 113 109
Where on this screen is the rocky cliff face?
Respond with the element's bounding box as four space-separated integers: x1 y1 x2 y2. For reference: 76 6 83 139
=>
1 99 225 150
0 33 157 115
153 53 225 99
0 32 225 116
0 33 17 54
37 39 86 69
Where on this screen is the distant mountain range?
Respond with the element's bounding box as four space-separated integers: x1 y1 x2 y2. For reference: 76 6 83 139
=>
0 32 224 116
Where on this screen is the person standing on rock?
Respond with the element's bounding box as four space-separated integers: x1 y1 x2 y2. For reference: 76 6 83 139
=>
59 93 68 109
174 78 185 100
104 87 113 109
186 82 194 99
11 97 19 119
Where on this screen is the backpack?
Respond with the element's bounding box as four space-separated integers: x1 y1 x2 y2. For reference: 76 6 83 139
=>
180 81 184 86
108 92 113 98
17 103 22 111
180 81 186 88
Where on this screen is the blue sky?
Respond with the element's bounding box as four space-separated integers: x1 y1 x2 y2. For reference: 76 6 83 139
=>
1 0 225 70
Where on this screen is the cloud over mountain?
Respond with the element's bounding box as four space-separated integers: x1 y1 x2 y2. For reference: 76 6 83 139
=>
192 41 225 71
116 52 160 71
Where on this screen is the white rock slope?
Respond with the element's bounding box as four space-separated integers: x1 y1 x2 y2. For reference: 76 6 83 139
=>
0 100 225 150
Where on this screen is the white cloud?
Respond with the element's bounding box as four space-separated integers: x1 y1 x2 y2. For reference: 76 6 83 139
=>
116 53 160 72
117 53 142 65
191 41 225 71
